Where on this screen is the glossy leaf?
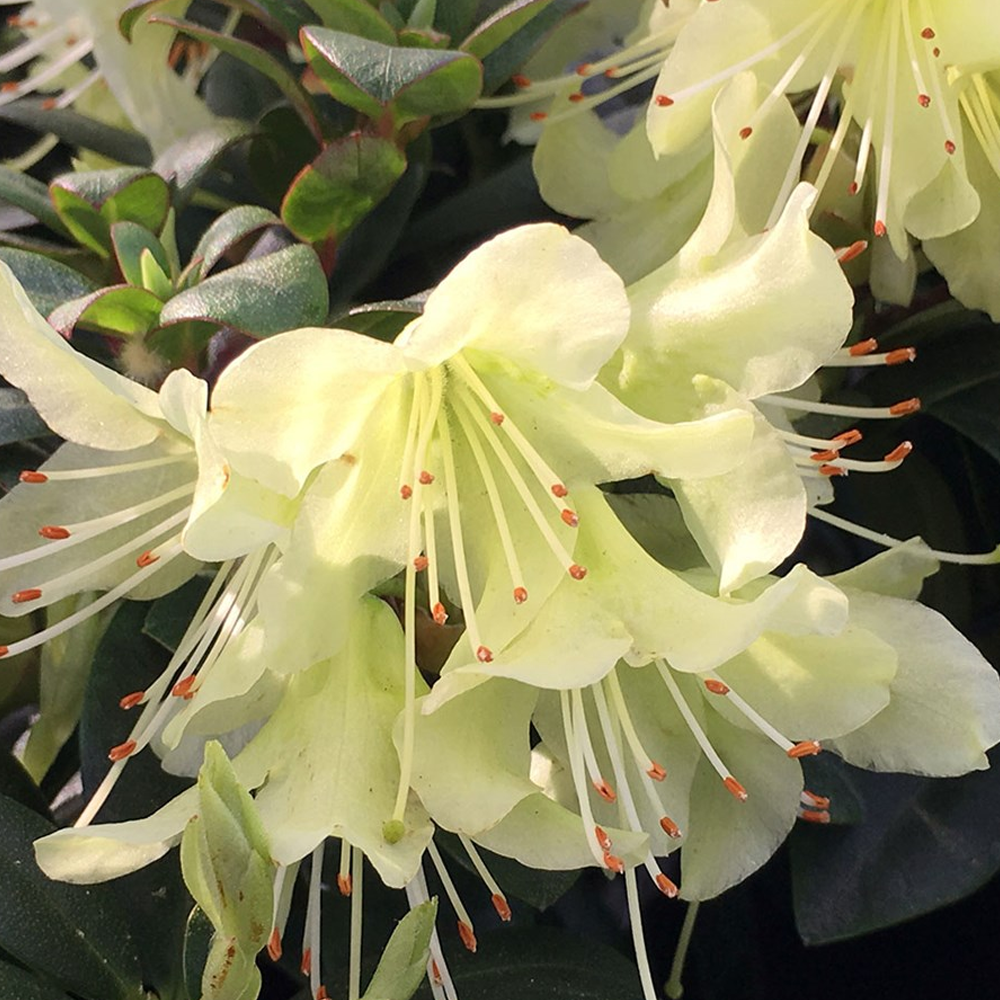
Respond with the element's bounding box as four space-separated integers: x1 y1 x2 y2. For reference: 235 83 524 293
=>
0 959 75 1000
153 120 256 200
0 166 70 236
158 243 328 337
0 751 50 819
791 755 1000 944
191 206 282 279
0 793 144 1000
0 386 48 445
49 285 164 338
303 0 399 43
301 27 482 125
282 134 407 245
0 248 97 318
110 222 171 289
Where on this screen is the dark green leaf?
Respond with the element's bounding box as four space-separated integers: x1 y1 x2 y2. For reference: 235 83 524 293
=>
49 285 164 338
434 0 478 40
144 576 213 653
416 927 644 999
301 27 482 124
110 222 170 289
791 755 1000 944
246 105 323 207
153 120 256 200
303 0 399 43
191 206 282 279
930 379 1000 465
0 248 97 317
0 793 144 1000
0 959 74 1000
467 0 585 93
183 907 215 1000
0 166 69 236
0 101 151 167
0 751 50 819
335 299 424 341
151 16 323 142
281 134 407 244
0 387 48 445
158 244 328 337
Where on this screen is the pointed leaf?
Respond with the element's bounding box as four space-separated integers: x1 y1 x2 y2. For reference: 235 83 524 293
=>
110 222 170 289
361 900 437 1000
304 0 398 42
191 206 281 278
49 285 164 338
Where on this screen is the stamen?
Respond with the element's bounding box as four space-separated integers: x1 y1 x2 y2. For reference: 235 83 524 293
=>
398 376 423 500
338 836 352 896
571 688 616 803
19 453 190 482
458 833 511 921
305 844 324 1000
560 689 609 868
348 847 363 1000
759 393 921 419
625 869 659 1000
118 690 144 710
0 36 94 107
802 789 831 809
426 839 477 953
107 739 136 761
826 344 916 367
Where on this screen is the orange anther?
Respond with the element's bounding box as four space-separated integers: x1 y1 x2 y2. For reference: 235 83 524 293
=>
889 397 921 416
432 602 448 625
419 470 434 485
400 484 412 499
603 67 619 78
575 63 591 76
833 429 863 446
39 525 70 539
655 873 679 897
529 111 548 121
301 948 311 976
885 347 916 365
267 928 282 961
594 825 611 851
41 98 57 110
918 93 931 107
799 808 831 824
849 338 878 356
490 411 504 425
136 551 159 568
810 449 839 462
835 240 868 264
513 586 528 604
802 789 831 809
921 26 935 38
492 893 512 921
0 646 8 658
568 564 587 580
413 555 429 571
873 220 887 237
551 483 568 498
337 873 352 896
848 181 859 195
723 776 748 801
431 960 443 985
945 139 956 155
593 779 616 803
883 441 913 463
511 74 531 88
787 740 822 759
108 739 137 762
739 126 753 139
1 82 18 93
560 508 579 527
819 464 847 477
647 761 666 781
476 645 493 663
118 690 145 710
703 678 729 696
603 851 625 874
12 588 42 604
316 987 328 1000
933 46 940 57
172 675 197 699
655 94 674 107
569 92 585 103
458 920 477 953
19 470 47 483
660 816 682 839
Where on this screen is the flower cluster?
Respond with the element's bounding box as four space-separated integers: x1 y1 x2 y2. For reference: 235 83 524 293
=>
1 3 999 1000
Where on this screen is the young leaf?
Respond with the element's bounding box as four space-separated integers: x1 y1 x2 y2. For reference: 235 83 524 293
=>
360 899 437 1000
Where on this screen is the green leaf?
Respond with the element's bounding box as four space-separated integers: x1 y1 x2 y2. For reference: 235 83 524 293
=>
246 105 323 207
159 243 328 337
791 756 1000 944
0 793 144 1000
189 205 281 281
0 248 97 318
361 900 436 1000
0 386 48 445
0 959 75 1000
49 285 164 338
303 0 399 43
50 169 171 256
335 299 424 341
301 27 482 125
140 248 175 300
182 907 215 1000
144 576 213 653
281 134 407 245
0 166 70 236
434 0 478 40
0 751 51 819
151 16 323 142
110 222 171 288
0 101 151 166
464 0 584 93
